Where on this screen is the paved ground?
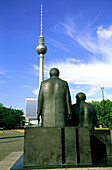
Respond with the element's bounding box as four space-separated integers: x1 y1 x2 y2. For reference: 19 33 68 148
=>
0 130 24 161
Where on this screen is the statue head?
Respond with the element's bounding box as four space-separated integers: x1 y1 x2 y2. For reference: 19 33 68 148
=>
76 92 86 103
49 68 60 77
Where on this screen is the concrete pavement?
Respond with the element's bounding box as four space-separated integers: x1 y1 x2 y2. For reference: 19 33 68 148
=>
0 130 24 161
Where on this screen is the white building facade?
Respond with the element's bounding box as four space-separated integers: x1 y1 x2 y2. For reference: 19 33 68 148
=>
25 97 38 125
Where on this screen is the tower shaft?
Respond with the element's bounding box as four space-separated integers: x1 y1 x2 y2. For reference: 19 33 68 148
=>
39 54 44 86
36 4 47 88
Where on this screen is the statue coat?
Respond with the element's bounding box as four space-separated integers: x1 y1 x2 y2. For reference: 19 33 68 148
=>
37 77 72 127
72 102 97 129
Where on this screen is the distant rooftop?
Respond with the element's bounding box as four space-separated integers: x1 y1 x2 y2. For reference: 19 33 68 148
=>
25 97 37 101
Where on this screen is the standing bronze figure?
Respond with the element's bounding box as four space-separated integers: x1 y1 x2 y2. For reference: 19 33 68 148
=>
37 68 72 127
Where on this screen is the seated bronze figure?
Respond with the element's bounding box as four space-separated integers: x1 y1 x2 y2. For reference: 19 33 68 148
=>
72 92 97 129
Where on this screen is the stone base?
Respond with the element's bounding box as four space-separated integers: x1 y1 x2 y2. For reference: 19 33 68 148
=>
78 127 92 165
24 127 62 167
65 127 77 165
23 127 111 168
90 129 112 162
23 127 77 168
10 153 112 169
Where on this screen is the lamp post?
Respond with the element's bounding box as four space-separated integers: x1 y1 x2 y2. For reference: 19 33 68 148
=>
101 87 106 126
101 87 104 100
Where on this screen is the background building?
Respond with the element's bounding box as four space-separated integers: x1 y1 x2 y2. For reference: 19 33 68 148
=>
25 97 38 125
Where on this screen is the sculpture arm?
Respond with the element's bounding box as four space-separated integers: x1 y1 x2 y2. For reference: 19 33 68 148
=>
66 82 72 115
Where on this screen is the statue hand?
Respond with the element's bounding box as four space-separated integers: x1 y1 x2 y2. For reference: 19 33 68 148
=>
37 114 40 122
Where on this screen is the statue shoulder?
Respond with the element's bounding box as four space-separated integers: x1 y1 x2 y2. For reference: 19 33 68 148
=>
84 102 96 113
58 78 68 85
41 78 50 85
88 103 95 109
72 104 77 110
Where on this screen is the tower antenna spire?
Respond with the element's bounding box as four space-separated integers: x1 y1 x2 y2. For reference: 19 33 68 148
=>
36 4 47 87
41 4 43 36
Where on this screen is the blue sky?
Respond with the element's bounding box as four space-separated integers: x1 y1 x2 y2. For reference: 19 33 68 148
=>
0 0 112 111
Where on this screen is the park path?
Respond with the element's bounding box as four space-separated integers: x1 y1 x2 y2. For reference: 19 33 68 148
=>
0 130 24 161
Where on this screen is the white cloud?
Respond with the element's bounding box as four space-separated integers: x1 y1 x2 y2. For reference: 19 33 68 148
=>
32 88 39 96
32 64 40 70
48 39 71 53
52 19 112 63
106 95 112 100
44 61 112 88
97 25 112 39
87 11 102 26
66 57 79 63
33 60 112 100
86 98 103 103
86 87 99 97
21 85 29 88
86 96 112 103
68 27 112 62
32 64 49 78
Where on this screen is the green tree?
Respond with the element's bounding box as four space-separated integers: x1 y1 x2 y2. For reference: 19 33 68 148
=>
0 103 3 107
104 99 112 125
90 99 112 126
91 101 102 125
0 105 25 127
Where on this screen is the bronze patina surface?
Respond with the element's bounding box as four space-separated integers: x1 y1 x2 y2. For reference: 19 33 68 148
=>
72 92 97 129
37 68 72 127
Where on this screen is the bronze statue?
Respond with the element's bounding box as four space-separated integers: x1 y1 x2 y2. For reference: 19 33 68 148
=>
37 68 72 127
72 92 97 129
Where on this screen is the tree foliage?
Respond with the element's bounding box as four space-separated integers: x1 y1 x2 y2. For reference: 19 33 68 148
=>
0 104 25 127
90 99 112 126
0 103 3 107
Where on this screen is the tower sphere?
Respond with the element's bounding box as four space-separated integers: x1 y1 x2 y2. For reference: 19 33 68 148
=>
36 35 47 55
36 43 47 55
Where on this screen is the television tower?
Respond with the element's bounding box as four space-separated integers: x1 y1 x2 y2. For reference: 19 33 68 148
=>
36 4 47 87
